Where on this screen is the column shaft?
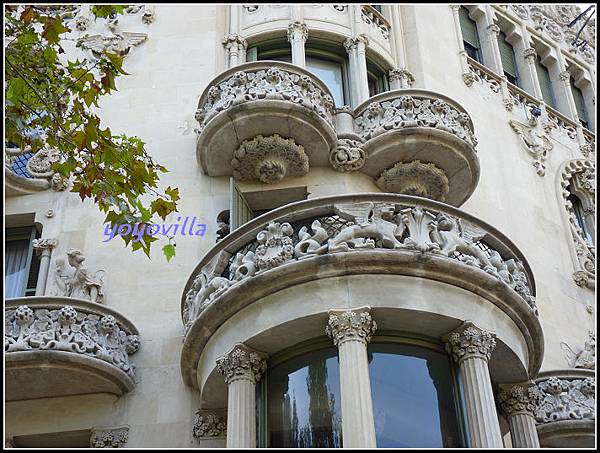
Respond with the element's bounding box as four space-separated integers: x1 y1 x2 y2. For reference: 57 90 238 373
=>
35 250 52 296
226 378 256 448
508 413 540 448
356 38 370 103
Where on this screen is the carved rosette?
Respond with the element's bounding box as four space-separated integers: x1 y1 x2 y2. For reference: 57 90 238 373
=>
216 343 267 384
376 160 450 202
90 427 129 448
231 134 309 184
330 139 365 172
192 410 227 439
32 238 58 256
535 376 595 423
498 382 540 417
255 222 295 273
444 321 497 363
355 95 477 149
325 307 377 346
195 65 335 134
4 305 139 378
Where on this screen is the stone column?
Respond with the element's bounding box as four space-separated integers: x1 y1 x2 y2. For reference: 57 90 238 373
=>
522 47 542 99
222 34 247 68
217 343 267 448
450 5 472 83
485 23 503 75
389 68 415 89
326 307 377 447
344 38 360 106
287 21 307 68
443 321 503 448
497 382 541 448
32 238 57 296
355 34 370 103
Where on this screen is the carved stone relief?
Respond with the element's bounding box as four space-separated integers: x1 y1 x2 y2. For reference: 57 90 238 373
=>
535 377 595 423
509 116 554 176
52 249 106 304
376 160 450 202
192 410 227 439
444 321 497 363
329 139 365 172
90 426 129 448
216 343 267 384
4 305 139 378
561 331 596 370
231 134 309 184
498 382 540 417
325 308 377 346
6 145 69 191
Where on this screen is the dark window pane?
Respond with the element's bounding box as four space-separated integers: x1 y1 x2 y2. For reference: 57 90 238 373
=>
459 7 480 49
498 31 519 86
570 78 589 129
535 57 556 108
369 343 462 447
568 192 594 246
267 348 342 448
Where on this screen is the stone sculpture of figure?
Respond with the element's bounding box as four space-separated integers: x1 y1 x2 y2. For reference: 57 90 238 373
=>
54 249 105 304
561 331 596 370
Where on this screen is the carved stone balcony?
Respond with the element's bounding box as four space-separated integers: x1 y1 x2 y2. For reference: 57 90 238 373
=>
180 193 542 389
534 369 595 448
5 145 69 196
195 61 337 183
5 296 140 401
353 90 480 206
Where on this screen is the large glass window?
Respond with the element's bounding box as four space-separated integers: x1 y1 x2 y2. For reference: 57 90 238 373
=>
5 226 40 298
369 342 463 447
264 346 342 448
497 31 519 87
459 7 482 63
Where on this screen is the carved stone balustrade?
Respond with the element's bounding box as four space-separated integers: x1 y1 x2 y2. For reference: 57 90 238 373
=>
5 145 69 196
5 296 140 401
353 90 480 206
534 369 595 448
194 61 337 182
180 193 542 389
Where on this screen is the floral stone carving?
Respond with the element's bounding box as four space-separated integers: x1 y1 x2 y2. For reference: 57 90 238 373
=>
53 249 105 304
255 222 295 273
192 410 227 439
195 66 335 134
5 305 139 378
325 308 377 346
444 321 497 363
355 95 477 149
231 134 309 184
216 343 267 384
90 426 129 448
330 139 365 172
376 160 450 202
535 377 595 423
509 116 554 176
561 331 596 370
498 382 540 417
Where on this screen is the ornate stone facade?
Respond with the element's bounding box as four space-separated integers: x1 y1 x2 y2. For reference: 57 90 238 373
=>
192 411 227 439
535 376 596 423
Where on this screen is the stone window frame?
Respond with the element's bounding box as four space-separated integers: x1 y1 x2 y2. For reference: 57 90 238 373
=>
566 59 595 132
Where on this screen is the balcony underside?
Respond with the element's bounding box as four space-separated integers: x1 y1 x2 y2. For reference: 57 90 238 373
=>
5 168 50 196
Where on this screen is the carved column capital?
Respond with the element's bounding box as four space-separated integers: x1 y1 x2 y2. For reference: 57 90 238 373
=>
222 33 247 51
344 37 358 53
90 426 129 448
389 68 415 88
498 382 540 417
32 238 58 256
522 47 537 63
443 321 497 363
287 21 308 43
326 307 377 346
216 343 267 384
193 410 227 439
559 70 571 82
487 23 501 36
450 4 461 13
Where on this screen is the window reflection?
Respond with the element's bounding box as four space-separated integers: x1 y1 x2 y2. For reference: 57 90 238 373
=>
306 57 344 107
369 343 462 447
267 347 342 448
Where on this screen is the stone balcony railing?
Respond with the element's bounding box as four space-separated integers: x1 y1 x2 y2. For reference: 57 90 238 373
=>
534 369 595 448
180 193 542 387
5 296 140 401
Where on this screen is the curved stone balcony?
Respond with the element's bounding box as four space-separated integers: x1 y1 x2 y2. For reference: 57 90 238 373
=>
180 193 541 389
5 146 68 196
353 90 480 206
195 61 337 183
534 369 595 448
5 296 140 401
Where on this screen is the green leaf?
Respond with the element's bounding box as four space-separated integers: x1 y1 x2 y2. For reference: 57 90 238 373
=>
162 243 176 262
41 18 70 44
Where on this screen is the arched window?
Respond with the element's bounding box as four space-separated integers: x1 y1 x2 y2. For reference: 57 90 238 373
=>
497 31 519 87
535 56 556 109
458 7 482 63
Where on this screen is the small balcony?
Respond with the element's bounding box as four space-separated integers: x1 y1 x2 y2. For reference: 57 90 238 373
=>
180 193 541 389
195 61 337 183
5 296 140 401
353 90 480 206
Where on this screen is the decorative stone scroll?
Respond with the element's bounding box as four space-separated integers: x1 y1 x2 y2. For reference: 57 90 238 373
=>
330 139 365 172
231 134 309 184
535 376 595 423
195 66 336 134
509 116 554 176
216 343 267 385
193 410 227 439
53 249 106 304
376 160 450 202
90 426 129 448
4 305 140 378
183 200 537 324
355 95 478 149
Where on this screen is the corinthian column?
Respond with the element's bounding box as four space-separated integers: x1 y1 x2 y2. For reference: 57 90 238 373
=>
326 307 377 447
32 238 58 296
222 34 247 68
497 382 541 448
287 21 308 68
443 321 503 448
216 343 267 448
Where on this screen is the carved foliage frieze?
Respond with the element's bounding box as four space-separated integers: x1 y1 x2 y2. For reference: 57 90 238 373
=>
90 426 129 448
193 410 227 439
355 95 478 149
535 377 596 423
4 305 140 378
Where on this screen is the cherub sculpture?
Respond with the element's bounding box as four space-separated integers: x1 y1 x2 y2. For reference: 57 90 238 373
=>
54 249 105 304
